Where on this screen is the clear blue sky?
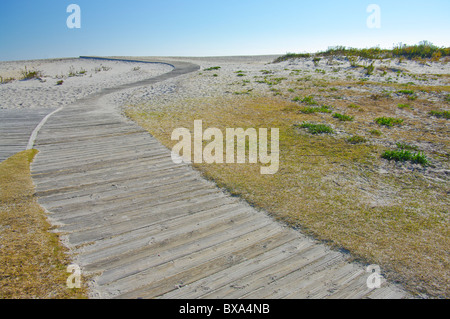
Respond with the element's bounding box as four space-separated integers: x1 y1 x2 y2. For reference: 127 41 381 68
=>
0 0 449 61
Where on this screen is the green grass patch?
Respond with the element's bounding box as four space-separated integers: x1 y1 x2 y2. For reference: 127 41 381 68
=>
429 110 450 119
297 122 334 134
382 149 429 166
396 142 420 152
375 117 404 127
293 95 318 105
204 66 221 71
397 89 415 95
333 113 354 121
273 53 311 63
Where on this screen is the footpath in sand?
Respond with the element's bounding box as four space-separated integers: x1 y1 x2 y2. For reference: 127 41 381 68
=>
4 57 409 298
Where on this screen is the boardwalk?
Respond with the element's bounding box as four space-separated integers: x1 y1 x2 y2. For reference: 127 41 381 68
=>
5 57 409 299
0 108 55 162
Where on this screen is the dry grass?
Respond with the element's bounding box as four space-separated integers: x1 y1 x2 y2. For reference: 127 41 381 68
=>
126 81 449 298
0 150 88 299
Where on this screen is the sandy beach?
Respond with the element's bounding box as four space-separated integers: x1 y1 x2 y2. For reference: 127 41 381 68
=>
0 58 173 109
2 55 449 111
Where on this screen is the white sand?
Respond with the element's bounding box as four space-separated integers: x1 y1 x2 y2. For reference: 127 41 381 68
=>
0 58 173 109
1 55 448 112
109 55 450 111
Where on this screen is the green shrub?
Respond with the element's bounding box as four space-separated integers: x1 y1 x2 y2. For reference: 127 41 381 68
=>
273 53 311 63
369 129 382 136
21 67 42 80
429 110 450 119
204 66 221 71
297 122 334 134
0 76 15 84
396 142 419 151
397 89 415 95
293 95 318 105
333 113 354 121
365 63 375 76
382 149 429 166
375 117 404 127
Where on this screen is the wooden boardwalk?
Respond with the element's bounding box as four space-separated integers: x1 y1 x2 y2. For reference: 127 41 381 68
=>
25 58 410 299
0 108 55 162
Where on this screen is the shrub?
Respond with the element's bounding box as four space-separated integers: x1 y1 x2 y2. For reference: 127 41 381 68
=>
273 53 311 63
333 113 354 121
297 122 334 134
204 66 221 71
21 67 42 80
396 142 419 151
382 149 429 166
369 129 382 136
293 95 318 105
365 63 375 76
0 76 15 84
429 110 450 119
397 89 415 95
375 117 404 127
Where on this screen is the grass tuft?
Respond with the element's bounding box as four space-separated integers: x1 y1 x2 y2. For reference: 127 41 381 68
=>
204 66 221 71
429 110 450 119
375 117 404 127
20 67 42 80
333 113 354 122
297 122 334 134
382 149 429 166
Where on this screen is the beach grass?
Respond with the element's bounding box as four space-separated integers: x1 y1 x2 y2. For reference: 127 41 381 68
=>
0 150 88 299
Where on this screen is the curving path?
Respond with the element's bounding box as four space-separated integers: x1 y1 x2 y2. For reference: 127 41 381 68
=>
27 57 409 299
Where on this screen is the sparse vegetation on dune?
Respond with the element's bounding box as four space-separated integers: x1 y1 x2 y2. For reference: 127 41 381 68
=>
0 76 15 84
274 41 450 63
20 67 42 80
